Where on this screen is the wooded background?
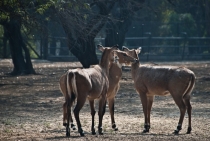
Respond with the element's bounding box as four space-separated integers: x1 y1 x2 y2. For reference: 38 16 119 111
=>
0 0 210 75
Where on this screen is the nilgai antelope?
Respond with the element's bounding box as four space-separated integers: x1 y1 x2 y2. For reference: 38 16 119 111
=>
122 46 196 134
59 45 118 137
98 46 138 131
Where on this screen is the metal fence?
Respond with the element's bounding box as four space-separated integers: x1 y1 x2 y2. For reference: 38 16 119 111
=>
85 34 210 61
1 36 209 62
47 36 210 62
122 36 210 61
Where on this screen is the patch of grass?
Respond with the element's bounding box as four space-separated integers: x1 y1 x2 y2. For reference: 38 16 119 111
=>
83 119 88 126
103 124 108 132
2 120 12 125
3 128 12 133
44 122 51 129
140 123 144 127
20 124 24 129
107 129 114 134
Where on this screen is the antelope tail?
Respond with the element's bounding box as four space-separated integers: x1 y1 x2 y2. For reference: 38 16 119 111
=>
183 73 196 98
66 70 78 99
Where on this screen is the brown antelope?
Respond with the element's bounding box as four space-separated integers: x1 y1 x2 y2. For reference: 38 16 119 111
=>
98 47 138 131
122 46 196 134
59 45 118 136
60 45 137 136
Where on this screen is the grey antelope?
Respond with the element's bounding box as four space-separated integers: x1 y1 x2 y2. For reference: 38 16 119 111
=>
59 45 118 136
122 46 196 134
98 46 138 131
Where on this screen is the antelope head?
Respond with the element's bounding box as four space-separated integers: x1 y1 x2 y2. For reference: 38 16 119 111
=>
122 46 141 61
97 45 137 65
113 50 138 66
97 44 119 64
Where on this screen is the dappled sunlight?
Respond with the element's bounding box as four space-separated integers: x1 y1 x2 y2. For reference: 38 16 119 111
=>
0 61 210 140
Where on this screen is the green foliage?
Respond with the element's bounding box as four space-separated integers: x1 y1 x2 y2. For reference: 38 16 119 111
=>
0 26 4 57
167 12 196 36
28 40 39 59
36 1 55 14
0 0 55 59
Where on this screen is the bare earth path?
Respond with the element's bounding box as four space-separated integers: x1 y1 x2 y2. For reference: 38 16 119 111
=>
0 59 210 141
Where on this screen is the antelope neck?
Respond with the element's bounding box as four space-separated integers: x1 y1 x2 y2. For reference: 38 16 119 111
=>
100 51 111 75
131 60 140 80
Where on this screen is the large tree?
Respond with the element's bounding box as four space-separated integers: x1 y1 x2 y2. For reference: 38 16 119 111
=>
0 0 57 75
56 1 115 68
56 0 146 67
0 0 36 75
105 0 145 48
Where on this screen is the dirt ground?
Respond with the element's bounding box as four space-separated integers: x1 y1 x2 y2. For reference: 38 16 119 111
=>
0 59 210 141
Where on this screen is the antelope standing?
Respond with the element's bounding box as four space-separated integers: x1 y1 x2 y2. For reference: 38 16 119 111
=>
59 45 118 136
60 45 137 136
98 47 138 131
123 46 195 134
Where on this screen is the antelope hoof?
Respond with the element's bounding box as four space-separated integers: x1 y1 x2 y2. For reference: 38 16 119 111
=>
99 131 104 135
173 125 182 135
78 128 85 136
186 127 192 134
71 123 77 130
66 127 70 137
80 132 85 136
63 122 67 127
142 129 149 133
112 123 118 131
98 127 103 135
92 128 96 135
142 124 150 133
173 130 179 135
114 127 118 131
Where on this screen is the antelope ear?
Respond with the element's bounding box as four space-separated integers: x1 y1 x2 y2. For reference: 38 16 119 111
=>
112 44 119 50
122 46 129 51
136 47 142 54
112 44 119 48
97 45 105 52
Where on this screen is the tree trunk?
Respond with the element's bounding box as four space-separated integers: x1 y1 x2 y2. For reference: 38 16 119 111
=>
105 21 121 48
105 0 145 48
3 26 9 58
68 36 99 68
105 1 133 48
57 1 115 68
21 39 36 74
105 19 131 49
3 17 36 75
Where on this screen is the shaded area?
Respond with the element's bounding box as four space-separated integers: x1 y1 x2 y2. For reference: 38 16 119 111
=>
0 60 210 140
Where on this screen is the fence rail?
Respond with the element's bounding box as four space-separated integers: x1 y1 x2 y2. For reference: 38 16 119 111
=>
1 36 209 62
94 36 210 61
47 36 210 61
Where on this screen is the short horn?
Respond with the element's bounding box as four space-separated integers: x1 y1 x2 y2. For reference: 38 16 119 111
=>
122 46 129 51
113 44 119 48
97 44 103 48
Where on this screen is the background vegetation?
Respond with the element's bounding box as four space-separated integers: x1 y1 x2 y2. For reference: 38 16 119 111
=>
0 0 209 75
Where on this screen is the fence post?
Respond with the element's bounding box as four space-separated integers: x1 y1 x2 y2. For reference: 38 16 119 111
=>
42 21 48 59
181 32 187 60
55 40 61 56
145 32 151 61
2 37 7 58
141 24 144 46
